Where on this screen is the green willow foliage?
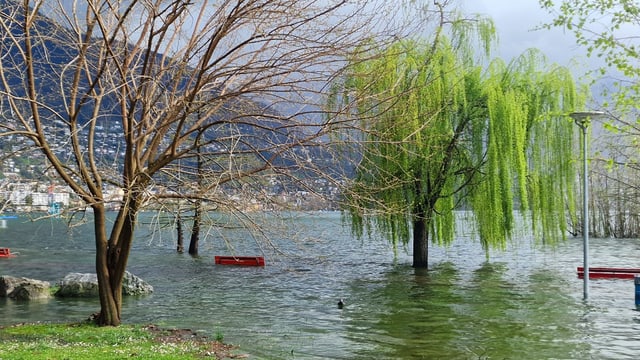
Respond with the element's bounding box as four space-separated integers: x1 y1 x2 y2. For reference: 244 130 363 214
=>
541 0 640 112
334 30 584 255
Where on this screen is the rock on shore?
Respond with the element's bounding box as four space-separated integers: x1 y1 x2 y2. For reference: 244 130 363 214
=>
55 271 153 297
0 271 153 300
0 276 51 300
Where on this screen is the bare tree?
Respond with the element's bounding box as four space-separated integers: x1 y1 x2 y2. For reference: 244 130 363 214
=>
0 0 403 326
570 118 640 238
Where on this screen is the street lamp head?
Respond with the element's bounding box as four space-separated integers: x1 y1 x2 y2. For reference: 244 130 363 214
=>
569 111 606 128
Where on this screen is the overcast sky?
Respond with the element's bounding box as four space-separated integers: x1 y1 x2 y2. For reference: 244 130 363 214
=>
461 0 595 71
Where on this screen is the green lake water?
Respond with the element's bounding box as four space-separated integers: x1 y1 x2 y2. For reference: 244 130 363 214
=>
1 211 639 359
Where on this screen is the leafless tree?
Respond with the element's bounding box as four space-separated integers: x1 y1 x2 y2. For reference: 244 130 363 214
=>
572 116 640 238
0 0 415 325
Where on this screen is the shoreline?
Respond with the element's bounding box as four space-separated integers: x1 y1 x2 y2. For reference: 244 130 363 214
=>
0 321 247 359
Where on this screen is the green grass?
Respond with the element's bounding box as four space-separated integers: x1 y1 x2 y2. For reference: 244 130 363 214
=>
0 322 236 359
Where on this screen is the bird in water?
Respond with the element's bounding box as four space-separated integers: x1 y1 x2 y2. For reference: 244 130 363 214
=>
337 298 345 309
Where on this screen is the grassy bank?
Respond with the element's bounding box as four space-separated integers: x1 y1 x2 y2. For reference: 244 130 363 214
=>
0 322 242 359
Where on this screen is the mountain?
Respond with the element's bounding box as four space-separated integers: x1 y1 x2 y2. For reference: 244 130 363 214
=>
0 0 351 192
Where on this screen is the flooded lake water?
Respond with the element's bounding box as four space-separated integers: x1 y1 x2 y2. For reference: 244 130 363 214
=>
1 211 640 359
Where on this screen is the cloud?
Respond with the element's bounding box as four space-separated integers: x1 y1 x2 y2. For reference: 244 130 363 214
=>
462 0 594 69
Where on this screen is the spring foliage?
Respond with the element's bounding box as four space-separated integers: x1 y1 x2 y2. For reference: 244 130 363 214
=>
334 23 584 253
541 0 640 112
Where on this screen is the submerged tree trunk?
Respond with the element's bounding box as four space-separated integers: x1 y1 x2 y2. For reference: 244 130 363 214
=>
412 199 429 268
176 214 184 253
412 215 429 268
188 202 200 256
189 140 202 257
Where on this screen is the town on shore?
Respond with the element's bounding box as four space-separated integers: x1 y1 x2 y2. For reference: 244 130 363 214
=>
0 178 339 214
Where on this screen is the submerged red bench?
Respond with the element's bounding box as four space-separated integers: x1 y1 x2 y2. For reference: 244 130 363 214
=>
214 256 265 266
0 247 15 258
577 267 640 279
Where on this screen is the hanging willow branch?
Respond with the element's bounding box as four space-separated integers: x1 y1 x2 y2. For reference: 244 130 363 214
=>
331 19 585 265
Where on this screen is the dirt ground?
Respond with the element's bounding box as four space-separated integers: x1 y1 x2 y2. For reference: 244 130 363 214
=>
143 324 249 359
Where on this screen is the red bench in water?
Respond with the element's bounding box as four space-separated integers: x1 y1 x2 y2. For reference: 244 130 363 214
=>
577 267 640 279
215 256 265 266
0 247 15 258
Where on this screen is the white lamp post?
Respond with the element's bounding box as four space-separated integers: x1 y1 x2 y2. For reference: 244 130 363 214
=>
570 111 605 300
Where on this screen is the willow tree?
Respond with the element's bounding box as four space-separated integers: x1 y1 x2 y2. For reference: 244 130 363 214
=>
0 0 391 325
333 20 584 267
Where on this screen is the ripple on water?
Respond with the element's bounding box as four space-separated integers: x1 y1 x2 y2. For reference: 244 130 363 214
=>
3 214 640 359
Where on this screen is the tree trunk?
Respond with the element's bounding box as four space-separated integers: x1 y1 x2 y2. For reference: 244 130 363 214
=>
94 204 120 325
188 202 200 256
189 139 202 257
412 215 429 268
95 198 140 326
412 179 430 268
176 214 184 253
